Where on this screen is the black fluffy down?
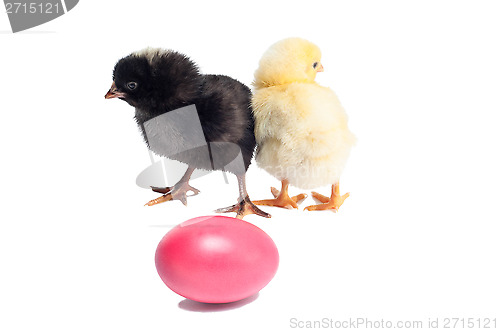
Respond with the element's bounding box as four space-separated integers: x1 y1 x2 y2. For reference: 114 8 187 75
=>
111 50 256 174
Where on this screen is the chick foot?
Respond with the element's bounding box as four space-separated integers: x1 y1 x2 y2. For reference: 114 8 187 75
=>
145 182 200 207
304 182 349 212
145 167 199 207
214 174 271 219
150 185 200 195
215 196 271 219
253 179 307 209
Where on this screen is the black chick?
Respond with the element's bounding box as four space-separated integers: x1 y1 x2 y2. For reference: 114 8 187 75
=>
105 48 270 219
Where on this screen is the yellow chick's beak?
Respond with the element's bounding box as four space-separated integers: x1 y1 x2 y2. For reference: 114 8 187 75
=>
317 63 324 72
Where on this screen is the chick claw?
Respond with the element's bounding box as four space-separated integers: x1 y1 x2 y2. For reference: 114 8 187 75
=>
253 186 307 209
150 186 173 194
145 183 200 207
271 186 307 207
145 192 174 206
150 185 200 196
304 183 349 212
215 196 271 219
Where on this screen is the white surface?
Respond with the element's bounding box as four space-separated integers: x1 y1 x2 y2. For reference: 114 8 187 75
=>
1 1 499 331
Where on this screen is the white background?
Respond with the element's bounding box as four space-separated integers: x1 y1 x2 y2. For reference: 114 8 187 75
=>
1 1 499 331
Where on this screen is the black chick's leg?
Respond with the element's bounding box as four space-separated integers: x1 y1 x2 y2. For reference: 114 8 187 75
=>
215 174 271 219
145 167 200 206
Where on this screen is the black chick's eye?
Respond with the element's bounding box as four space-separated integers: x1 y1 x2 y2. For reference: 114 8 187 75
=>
313 62 319 69
127 82 138 90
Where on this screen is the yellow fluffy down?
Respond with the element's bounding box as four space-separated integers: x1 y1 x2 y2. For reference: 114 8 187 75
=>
252 82 356 190
253 38 322 89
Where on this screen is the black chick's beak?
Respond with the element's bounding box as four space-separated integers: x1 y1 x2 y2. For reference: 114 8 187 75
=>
105 82 126 99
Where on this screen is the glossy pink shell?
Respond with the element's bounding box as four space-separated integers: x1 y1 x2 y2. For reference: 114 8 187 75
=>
155 215 279 303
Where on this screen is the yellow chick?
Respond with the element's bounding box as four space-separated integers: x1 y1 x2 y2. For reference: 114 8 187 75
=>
252 38 356 212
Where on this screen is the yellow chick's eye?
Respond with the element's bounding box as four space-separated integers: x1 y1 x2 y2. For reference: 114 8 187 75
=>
312 62 319 69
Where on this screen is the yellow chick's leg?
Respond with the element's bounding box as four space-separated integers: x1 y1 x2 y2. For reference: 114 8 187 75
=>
304 182 350 212
145 167 200 207
253 179 307 209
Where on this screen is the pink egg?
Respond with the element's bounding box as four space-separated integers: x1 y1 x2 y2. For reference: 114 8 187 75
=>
155 215 279 303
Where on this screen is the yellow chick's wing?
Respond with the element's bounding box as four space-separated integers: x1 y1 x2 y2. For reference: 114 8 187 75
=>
252 82 356 190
